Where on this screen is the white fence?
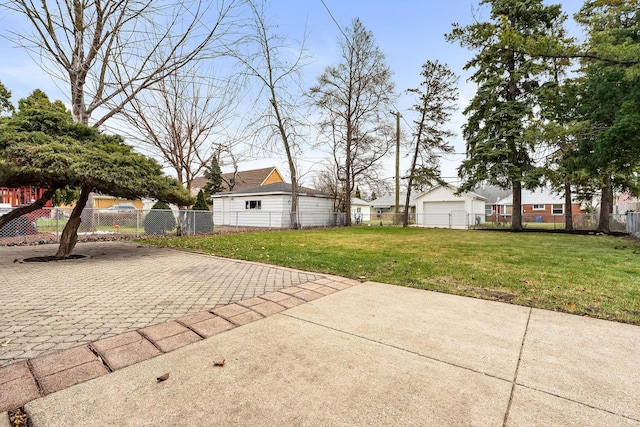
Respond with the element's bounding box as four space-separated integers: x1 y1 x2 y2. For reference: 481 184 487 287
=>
628 212 640 237
214 210 346 229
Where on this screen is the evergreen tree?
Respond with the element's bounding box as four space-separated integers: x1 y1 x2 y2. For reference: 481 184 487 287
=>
0 89 191 257
202 157 224 196
355 186 361 199
192 190 213 234
573 0 640 233
447 0 566 230
144 201 176 235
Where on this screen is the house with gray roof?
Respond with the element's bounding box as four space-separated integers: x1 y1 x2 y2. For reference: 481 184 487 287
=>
211 182 340 228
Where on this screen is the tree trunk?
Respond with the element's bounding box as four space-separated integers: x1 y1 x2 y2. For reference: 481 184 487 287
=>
597 174 613 234
404 129 422 228
512 181 523 231
344 128 353 227
55 185 91 258
564 181 573 231
270 94 298 229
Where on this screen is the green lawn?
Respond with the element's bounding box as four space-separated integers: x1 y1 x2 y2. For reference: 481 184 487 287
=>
140 227 640 324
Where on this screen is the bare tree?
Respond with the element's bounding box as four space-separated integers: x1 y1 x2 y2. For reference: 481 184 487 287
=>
309 18 396 226
114 64 242 194
231 0 309 227
404 60 458 226
2 0 241 126
312 162 343 211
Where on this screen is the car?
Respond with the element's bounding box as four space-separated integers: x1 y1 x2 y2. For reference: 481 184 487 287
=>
0 203 12 215
100 203 138 213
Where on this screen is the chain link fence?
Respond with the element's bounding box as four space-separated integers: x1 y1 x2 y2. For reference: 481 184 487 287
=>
2 207 638 245
476 213 629 232
0 208 215 243
213 210 346 229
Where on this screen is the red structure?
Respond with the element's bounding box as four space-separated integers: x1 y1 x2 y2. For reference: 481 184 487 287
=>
0 187 52 207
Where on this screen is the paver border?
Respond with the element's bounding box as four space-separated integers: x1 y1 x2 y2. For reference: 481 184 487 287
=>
0 277 359 416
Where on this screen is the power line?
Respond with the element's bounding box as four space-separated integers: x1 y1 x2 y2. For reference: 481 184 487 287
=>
319 0 350 45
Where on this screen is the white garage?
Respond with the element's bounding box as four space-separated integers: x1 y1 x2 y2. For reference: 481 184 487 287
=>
414 185 486 229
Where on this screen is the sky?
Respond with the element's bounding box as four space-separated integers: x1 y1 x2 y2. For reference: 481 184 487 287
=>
0 0 587 194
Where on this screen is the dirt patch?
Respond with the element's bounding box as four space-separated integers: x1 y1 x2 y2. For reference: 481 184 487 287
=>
474 288 517 302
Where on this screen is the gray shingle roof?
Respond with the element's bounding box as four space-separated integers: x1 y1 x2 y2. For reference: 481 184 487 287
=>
211 182 332 198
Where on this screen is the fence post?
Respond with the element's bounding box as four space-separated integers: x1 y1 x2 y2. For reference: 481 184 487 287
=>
136 210 140 237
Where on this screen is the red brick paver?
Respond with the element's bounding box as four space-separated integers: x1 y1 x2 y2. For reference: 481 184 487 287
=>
280 287 324 302
250 301 286 317
0 362 40 412
92 332 161 371
30 346 108 395
182 316 235 338
140 321 202 353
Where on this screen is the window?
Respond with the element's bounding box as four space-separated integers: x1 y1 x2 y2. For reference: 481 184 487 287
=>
504 205 513 216
552 204 563 215
533 204 545 210
245 200 262 210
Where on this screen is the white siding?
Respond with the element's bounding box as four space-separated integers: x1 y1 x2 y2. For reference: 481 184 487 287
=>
213 193 335 228
414 186 486 229
297 195 336 227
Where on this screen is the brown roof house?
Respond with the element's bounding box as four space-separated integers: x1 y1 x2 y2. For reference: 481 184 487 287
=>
189 167 284 196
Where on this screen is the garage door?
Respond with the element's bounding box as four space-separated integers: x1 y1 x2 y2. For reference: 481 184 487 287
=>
421 201 466 228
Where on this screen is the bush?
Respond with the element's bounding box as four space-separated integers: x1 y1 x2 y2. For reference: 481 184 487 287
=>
143 201 176 235
192 190 213 234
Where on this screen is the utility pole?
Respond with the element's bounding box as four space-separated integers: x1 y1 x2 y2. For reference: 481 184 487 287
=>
390 111 401 223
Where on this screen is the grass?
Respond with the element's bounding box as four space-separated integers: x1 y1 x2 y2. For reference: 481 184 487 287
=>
35 218 141 234
140 227 640 324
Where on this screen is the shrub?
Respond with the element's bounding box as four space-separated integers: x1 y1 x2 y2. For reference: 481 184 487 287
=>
144 201 176 235
192 190 213 234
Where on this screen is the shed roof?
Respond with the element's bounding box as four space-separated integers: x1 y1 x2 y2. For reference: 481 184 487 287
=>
211 182 333 198
370 193 416 208
351 197 370 206
415 184 486 201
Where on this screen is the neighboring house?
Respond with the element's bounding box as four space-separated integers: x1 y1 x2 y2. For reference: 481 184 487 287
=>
489 188 585 223
189 166 284 196
350 197 371 224
414 185 486 229
211 182 338 228
370 193 417 220
0 187 52 208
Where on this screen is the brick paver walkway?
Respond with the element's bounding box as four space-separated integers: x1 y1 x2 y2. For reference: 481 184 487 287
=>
0 241 326 367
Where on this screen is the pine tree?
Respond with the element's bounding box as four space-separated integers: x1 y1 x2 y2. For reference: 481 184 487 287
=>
192 190 213 234
447 0 566 231
202 157 224 196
